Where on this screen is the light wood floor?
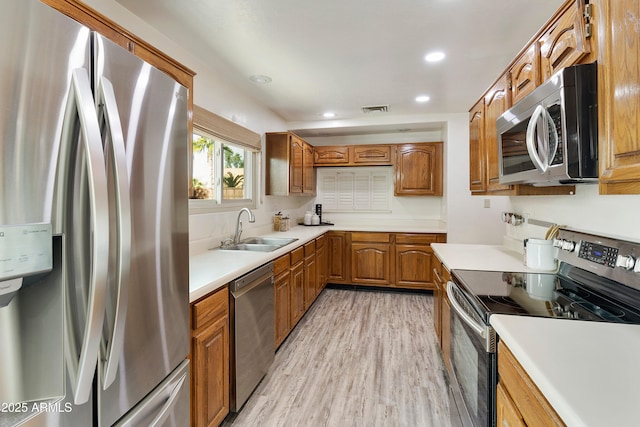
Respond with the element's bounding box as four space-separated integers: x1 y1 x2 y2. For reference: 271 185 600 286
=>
223 288 454 427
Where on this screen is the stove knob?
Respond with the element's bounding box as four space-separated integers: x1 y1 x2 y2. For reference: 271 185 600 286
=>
616 254 636 270
561 240 576 252
553 238 563 248
634 258 640 274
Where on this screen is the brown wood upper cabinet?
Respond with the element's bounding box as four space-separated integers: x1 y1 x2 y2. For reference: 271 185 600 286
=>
469 99 486 194
597 0 640 194
352 145 392 165
467 0 595 196
313 144 392 166
313 146 350 165
266 132 316 196
539 0 591 81
509 43 540 105
394 142 443 196
484 75 513 194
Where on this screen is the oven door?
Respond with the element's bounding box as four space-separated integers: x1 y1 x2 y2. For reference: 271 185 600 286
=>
446 281 497 427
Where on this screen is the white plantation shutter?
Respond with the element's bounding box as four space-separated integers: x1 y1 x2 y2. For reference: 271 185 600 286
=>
353 174 370 210
371 173 390 211
317 167 392 212
336 172 354 210
320 174 338 209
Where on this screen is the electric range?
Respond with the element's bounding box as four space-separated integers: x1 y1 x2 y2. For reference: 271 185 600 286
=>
445 228 640 427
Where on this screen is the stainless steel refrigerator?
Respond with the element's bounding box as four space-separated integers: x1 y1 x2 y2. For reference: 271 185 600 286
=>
0 1 190 426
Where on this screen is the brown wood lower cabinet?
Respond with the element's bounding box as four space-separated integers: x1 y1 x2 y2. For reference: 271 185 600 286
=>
433 253 451 372
351 232 392 286
303 241 317 309
441 294 451 373
331 232 447 290
290 246 305 328
273 254 291 349
316 234 328 293
191 286 229 427
327 231 349 283
395 233 445 289
274 234 330 349
498 341 565 427
432 259 444 346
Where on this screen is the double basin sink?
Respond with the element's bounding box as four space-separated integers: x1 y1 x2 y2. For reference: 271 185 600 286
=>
220 237 299 252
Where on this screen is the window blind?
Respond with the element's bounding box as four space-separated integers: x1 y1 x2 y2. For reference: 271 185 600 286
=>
317 167 392 212
193 105 261 151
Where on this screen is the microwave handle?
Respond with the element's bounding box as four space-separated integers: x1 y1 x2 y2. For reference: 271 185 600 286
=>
526 104 549 173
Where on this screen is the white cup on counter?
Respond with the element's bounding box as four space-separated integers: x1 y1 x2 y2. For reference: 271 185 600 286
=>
525 238 556 271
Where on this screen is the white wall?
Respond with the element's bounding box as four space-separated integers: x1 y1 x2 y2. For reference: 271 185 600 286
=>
507 185 640 244
443 114 510 244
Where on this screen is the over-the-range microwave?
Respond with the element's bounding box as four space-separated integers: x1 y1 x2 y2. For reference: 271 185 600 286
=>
497 62 598 186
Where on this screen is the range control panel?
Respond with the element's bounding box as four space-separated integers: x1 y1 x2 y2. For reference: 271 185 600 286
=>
556 228 640 290
578 241 619 268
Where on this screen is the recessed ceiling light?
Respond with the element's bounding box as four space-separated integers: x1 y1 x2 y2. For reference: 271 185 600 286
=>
323 112 336 118
425 51 445 63
249 74 272 84
416 95 430 103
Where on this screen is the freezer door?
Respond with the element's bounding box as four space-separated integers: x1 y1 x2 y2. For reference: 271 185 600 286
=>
94 34 190 427
113 360 190 427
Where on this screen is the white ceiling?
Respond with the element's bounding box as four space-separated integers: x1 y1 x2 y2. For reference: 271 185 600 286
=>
114 0 564 135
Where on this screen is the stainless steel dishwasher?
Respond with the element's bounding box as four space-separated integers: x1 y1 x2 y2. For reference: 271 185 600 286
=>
230 262 275 412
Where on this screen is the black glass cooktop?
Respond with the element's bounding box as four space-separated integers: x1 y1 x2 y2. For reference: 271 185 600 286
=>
451 264 640 324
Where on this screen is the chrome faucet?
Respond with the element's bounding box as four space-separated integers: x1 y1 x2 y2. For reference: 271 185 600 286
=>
234 207 255 243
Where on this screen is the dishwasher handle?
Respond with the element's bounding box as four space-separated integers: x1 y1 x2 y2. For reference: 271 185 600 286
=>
231 262 274 294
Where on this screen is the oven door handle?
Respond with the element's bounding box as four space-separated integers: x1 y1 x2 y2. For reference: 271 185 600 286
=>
446 281 487 338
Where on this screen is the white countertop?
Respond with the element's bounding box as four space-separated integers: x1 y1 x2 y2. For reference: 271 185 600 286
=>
189 225 331 302
431 243 546 273
491 315 640 427
189 220 447 302
432 242 637 426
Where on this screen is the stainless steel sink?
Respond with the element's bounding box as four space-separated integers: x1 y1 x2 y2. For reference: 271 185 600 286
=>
219 237 298 252
239 237 298 246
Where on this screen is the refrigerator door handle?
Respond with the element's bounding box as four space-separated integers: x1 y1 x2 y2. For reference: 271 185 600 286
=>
147 372 187 427
58 68 110 405
97 76 132 389
113 361 189 427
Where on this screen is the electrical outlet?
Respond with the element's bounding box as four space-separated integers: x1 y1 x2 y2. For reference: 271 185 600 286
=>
484 199 491 208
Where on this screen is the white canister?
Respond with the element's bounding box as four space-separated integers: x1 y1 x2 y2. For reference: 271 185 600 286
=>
311 213 320 225
303 211 313 225
525 238 556 271
525 273 556 300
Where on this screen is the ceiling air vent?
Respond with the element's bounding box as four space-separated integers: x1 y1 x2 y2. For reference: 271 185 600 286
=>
361 105 389 114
